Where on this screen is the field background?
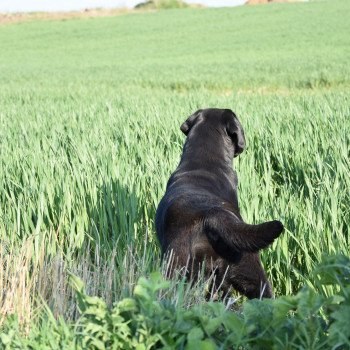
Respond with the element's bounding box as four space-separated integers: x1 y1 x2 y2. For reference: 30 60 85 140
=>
0 0 349 344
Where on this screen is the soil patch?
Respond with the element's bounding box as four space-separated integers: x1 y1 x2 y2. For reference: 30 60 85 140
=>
0 8 136 26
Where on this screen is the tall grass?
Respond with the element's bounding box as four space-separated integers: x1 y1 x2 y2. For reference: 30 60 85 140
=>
0 0 349 338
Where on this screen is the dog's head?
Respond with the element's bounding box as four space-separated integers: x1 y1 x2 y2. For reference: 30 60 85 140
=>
180 108 246 158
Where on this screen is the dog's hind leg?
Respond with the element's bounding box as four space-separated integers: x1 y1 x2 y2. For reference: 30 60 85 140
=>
211 253 274 300
227 253 274 299
204 208 283 254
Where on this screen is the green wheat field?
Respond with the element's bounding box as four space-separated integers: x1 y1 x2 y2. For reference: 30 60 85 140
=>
0 0 349 348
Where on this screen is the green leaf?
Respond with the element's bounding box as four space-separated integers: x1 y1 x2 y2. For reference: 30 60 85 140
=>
200 339 216 350
134 285 151 301
115 298 137 313
329 305 350 347
203 317 222 335
69 274 85 293
0 332 13 346
187 327 204 342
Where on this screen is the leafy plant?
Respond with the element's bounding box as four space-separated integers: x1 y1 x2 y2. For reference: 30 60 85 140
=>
135 0 189 10
3 256 349 349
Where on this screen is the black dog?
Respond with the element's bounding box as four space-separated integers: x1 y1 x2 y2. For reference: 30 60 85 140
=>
155 108 284 299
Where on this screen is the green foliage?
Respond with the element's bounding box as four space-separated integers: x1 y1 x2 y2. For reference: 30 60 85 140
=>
1 256 350 349
0 0 348 298
135 0 189 9
0 0 349 348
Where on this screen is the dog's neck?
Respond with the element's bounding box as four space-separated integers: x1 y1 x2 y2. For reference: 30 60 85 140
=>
179 132 234 170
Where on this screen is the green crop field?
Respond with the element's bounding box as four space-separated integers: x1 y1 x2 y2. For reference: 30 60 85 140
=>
0 0 349 348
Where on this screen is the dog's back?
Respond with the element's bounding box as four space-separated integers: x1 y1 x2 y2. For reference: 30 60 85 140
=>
156 108 284 298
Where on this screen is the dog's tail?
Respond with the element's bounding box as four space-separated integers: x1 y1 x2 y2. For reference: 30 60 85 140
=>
204 208 284 253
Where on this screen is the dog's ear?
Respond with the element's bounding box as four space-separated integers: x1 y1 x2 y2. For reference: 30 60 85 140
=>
180 110 202 135
225 110 246 157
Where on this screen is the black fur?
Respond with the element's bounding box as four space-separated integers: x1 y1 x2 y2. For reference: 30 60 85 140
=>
156 108 284 299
